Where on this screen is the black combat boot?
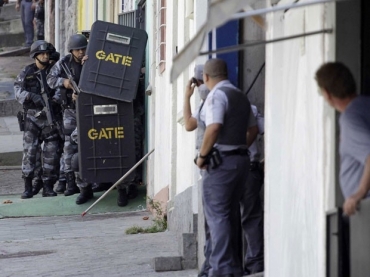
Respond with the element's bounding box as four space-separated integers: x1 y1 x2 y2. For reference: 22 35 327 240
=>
55 180 66 194
42 180 57 197
127 183 138 199
117 187 128 207
64 172 80 196
76 185 94 205
92 182 112 193
21 177 33 199
32 178 44 195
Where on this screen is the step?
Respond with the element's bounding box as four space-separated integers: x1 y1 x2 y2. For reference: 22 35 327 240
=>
0 33 24 48
0 18 23 34
0 3 21 22
0 99 21 116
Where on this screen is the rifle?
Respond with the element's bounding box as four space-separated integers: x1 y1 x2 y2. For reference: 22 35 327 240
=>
60 62 81 95
35 69 63 137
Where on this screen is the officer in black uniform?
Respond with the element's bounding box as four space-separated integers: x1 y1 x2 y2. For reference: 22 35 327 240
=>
47 34 88 200
14 40 63 198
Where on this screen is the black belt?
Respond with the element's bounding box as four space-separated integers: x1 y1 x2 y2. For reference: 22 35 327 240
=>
221 149 249 156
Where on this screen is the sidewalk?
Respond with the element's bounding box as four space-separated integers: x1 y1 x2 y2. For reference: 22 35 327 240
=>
0 211 198 277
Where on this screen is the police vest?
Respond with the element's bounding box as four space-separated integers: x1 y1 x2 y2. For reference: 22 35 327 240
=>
23 64 42 109
216 86 251 145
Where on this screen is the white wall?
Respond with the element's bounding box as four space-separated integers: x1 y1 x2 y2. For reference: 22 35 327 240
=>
264 1 336 276
147 0 209 202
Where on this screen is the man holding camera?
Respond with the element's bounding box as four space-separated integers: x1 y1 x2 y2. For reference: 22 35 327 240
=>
195 59 258 277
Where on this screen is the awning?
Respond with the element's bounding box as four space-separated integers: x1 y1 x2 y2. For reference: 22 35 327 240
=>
170 0 348 83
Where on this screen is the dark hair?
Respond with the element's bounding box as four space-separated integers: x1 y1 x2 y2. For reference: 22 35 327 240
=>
315 62 356 98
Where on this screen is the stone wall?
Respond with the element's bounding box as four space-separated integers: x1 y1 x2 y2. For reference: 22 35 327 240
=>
45 0 77 56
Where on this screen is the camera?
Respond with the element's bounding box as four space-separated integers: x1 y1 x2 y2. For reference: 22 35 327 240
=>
191 77 198 85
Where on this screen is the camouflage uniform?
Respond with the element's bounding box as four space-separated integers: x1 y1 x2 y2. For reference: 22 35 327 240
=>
47 53 82 196
14 62 62 197
34 1 44 40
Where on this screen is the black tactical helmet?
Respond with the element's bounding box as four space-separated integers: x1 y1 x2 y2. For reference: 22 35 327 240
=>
68 34 88 52
50 51 60 62
29 40 50 58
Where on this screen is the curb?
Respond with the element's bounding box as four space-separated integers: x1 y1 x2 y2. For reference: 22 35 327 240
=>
0 99 21 116
0 165 21 170
0 47 30 57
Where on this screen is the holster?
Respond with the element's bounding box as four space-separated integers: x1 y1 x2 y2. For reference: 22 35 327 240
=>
17 110 25 131
194 148 223 169
209 148 223 169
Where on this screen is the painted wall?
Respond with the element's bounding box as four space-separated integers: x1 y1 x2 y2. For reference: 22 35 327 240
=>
264 1 336 276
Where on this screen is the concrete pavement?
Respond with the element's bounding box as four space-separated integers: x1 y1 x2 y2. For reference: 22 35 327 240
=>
0 211 198 277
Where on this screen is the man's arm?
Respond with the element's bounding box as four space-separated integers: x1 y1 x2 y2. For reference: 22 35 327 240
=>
14 68 31 105
343 154 370 215
246 125 258 147
196 123 221 168
46 61 66 89
15 0 20 12
183 79 198 131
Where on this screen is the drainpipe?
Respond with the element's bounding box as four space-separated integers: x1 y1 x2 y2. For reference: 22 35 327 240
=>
55 0 60 51
94 0 99 21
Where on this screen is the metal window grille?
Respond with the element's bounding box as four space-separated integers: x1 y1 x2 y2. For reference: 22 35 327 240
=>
118 10 136 27
155 0 166 72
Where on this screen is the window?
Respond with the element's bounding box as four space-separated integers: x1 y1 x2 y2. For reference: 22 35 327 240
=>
156 0 166 73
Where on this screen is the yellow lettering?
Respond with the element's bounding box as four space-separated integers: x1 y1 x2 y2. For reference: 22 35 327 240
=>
96 50 105 60
88 127 124 140
95 50 133 66
117 127 124 138
124 56 132 66
98 128 109 139
105 53 115 63
88 129 98 140
114 54 122 64
105 128 114 139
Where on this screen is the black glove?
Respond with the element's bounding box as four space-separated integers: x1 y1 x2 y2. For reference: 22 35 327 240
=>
29 93 44 108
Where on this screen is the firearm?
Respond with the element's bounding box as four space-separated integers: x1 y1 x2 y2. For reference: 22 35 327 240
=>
35 70 63 137
17 110 25 131
60 62 81 95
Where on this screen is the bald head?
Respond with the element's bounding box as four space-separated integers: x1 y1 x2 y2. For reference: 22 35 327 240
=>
204 59 228 80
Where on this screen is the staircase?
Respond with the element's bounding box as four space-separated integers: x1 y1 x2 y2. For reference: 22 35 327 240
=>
0 2 24 48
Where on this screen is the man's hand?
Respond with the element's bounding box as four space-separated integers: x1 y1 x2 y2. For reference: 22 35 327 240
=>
63 79 73 90
81 55 89 65
185 79 196 99
29 93 44 108
196 156 207 169
72 92 78 101
343 196 360 216
15 2 20 11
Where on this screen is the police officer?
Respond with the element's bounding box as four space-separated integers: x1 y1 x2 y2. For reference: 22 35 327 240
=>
183 64 212 277
196 59 258 277
47 34 88 199
241 105 264 275
31 45 64 196
14 40 62 199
